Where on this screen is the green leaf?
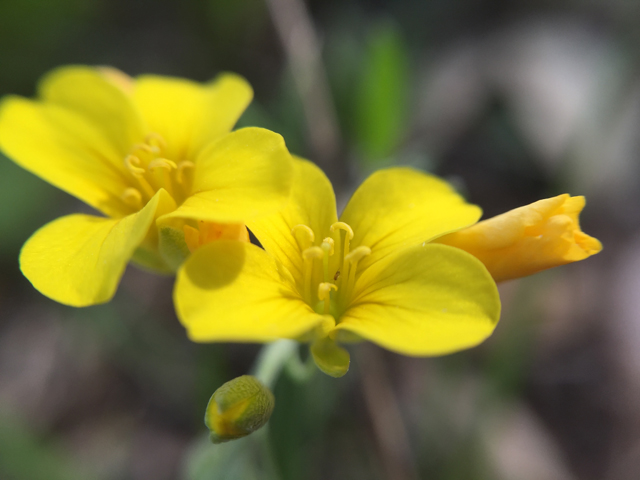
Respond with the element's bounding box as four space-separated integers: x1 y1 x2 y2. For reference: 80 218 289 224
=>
354 23 411 162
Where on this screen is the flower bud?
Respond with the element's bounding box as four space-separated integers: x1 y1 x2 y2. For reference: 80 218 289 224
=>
436 194 602 282
205 375 275 444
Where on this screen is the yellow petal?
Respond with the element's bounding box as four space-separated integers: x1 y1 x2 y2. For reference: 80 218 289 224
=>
0 96 133 218
175 240 325 342
132 73 252 160
163 127 293 224
246 157 338 286
436 195 603 282
39 66 146 156
183 221 249 253
335 244 500 356
339 168 482 271
20 189 175 307
98 67 135 95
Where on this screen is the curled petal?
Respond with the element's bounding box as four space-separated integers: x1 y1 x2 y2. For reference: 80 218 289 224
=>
436 195 602 282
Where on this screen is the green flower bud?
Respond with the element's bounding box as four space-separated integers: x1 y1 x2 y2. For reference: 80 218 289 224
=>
205 375 275 444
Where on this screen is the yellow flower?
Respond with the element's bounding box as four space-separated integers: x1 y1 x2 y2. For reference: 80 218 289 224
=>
0 66 293 306
436 195 602 282
175 160 501 377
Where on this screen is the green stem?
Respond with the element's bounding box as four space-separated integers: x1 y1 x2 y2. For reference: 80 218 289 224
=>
252 340 299 388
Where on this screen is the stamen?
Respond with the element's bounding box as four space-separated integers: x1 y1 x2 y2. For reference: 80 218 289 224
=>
321 237 334 282
148 158 177 197
330 222 355 293
122 187 143 210
145 132 167 151
292 224 315 251
330 222 354 240
148 158 178 171
302 246 324 303
302 246 324 261
129 143 155 157
321 237 334 256
124 155 155 199
343 246 371 303
124 155 146 176
344 246 372 265
176 160 195 185
318 283 338 315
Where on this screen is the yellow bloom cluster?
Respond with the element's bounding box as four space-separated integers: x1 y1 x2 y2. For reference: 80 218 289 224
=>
0 66 293 306
0 66 601 376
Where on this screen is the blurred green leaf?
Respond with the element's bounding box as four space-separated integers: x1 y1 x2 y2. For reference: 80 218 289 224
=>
0 155 64 259
355 23 411 162
183 434 276 480
0 415 97 480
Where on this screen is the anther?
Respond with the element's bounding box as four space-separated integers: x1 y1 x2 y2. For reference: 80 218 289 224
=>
145 132 167 151
330 222 354 240
320 238 334 282
148 158 177 171
124 155 155 199
292 224 315 250
124 155 146 176
176 160 195 185
129 143 155 157
318 282 338 300
321 237 334 256
302 246 324 261
148 159 177 197
122 187 143 210
318 283 338 315
345 246 371 265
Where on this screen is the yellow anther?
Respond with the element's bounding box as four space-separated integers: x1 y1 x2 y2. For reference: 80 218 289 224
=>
345 246 371 265
148 158 177 197
148 158 178 171
124 155 145 176
176 160 195 185
292 224 315 250
318 282 338 301
145 132 167 150
321 237 334 256
302 246 324 261
129 143 155 158
330 222 354 240
122 187 143 209
318 282 338 315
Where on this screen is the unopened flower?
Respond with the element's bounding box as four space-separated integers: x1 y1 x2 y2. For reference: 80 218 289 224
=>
0 66 293 306
205 375 275 443
436 194 602 282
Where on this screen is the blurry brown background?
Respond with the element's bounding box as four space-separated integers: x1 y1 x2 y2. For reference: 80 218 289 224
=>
1 0 639 479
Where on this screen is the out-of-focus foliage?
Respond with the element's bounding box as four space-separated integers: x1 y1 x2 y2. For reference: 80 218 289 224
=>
354 23 410 163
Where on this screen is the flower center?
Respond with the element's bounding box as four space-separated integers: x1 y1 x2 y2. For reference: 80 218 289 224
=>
122 133 194 210
292 222 371 319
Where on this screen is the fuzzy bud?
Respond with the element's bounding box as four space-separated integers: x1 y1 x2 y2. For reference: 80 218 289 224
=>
205 375 275 444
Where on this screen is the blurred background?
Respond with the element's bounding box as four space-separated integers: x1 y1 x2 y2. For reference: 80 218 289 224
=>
1 0 639 479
